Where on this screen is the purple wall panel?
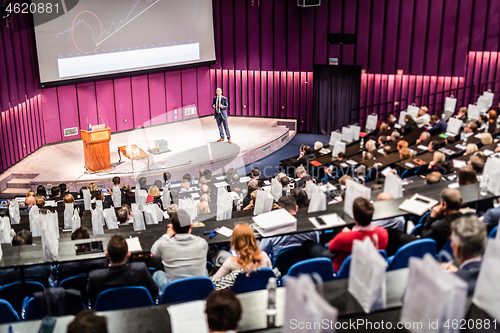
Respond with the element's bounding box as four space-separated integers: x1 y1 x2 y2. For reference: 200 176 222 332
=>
41 88 61 144
10 18 25 104
356 0 371 70
286 0 300 71
254 71 261 117
261 0 274 71
327 0 342 61
314 1 329 65
487 53 498 91
234 0 247 69
280 72 287 118
396 0 415 74
165 71 182 123
424 0 444 76
181 69 198 120
439 0 459 76
12 107 21 161
235 70 242 115
286 72 293 118
211 0 222 69
2 27 19 108
241 71 248 116
382 0 400 74
247 3 260 70
261 72 268 116
76 82 98 131
369 0 386 73
18 15 35 100
266 72 273 116
0 113 8 170
0 32 10 111
131 76 151 127
342 1 356 65
148 73 167 125
95 80 117 131
273 0 287 71
228 70 236 116
306 72 314 132
3 111 14 167
453 0 474 75
300 7 315 72
299 73 306 131
248 71 254 116
293 72 300 120
274 73 280 118
113 78 134 131
220 0 235 70
480 52 490 90
485 1 500 51
19 104 28 158
197 67 212 117
25 101 34 152
410 0 430 75
470 0 488 51
57 85 79 140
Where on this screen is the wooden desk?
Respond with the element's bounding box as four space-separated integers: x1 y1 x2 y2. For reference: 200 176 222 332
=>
117 145 150 173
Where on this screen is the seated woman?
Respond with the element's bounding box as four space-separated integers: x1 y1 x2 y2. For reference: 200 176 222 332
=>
464 143 478 156
399 147 413 160
397 140 409 152
146 185 162 207
458 166 478 186
455 107 468 121
487 109 498 134
427 151 446 172
211 224 274 289
480 132 493 146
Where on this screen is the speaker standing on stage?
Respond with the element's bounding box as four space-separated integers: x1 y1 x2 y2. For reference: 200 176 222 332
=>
213 88 231 143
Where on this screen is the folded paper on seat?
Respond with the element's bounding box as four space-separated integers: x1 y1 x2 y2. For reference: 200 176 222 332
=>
253 190 274 215
82 189 91 210
8 200 20 225
64 203 74 230
103 207 119 229
132 203 146 231
112 186 121 208
343 179 371 218
40 211 59 262
29 206 41 237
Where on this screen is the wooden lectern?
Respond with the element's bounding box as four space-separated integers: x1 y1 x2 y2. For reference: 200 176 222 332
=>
80 127 112 172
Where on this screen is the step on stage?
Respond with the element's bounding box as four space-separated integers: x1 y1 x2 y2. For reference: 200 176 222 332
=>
0 117 296 195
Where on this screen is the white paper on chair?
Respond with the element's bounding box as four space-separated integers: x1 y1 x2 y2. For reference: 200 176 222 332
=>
136 189 147 212
400 254 468 333
40 211 59 262
366 114 378 131
143 204 163 225
332 142 346 158
0 217 12 244
131 203 146 231
29 206 41 237
350 125 361 141
162 186 171 210
447 117 463 136
307 183 327 213
63 203 74 230
271 178 282 202
82 189 91 210
483 91 494 109
215 226 233 237
72 208 81 232
112 186 121 208
253 190 274 216
342 126 354 143
178 198 197 221
283 275 338 333
477 96 489 113
103 208 119 229
468 104 480 121
216 187 232 221
398 111 408 126
444 97 457 112
472 237 500 321
407 105 420 119
329 131 343 146
348 238 387 313
8 200 20 225
252 208 297 237
483 157 500 196
91 208 104 235
343 179 371 219
167 300 209 333
383 172 403 199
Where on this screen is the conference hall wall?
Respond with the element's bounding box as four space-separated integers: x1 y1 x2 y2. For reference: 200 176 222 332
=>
1 0 500 173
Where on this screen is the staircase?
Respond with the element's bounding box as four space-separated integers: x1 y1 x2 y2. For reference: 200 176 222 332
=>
0 174 38 198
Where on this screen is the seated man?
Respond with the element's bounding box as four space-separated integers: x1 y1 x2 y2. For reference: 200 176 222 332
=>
443 215 486 296
460 122 477 141
150 210 209 292
50 186 62 200
206 290 242 333
401 115 418 135
419 188 464 251
479 204 500 233
328 197 388 272
87 235 158 306
415 106 430 128
371 193 405 232
416 131 430 145
259 196 319 264
428 115 447 136
294 166 309 188
178 179 192 200
67 310 108 333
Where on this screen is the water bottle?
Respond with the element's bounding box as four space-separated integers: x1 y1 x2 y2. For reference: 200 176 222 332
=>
88 124 92 131
480 174 489 197
266 277 277 328
360 138 364 149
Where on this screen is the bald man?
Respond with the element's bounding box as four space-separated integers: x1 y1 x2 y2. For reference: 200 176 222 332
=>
371 193 405 232
25 196 36 208
212 88 231 143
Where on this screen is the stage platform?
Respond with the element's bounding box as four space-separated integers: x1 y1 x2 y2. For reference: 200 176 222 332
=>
0 116 296 197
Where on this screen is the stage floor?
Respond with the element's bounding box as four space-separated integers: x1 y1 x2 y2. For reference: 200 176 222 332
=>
0 116 295 194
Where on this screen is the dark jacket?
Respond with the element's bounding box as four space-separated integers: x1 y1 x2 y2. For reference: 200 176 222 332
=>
402 118 419 134
429 119 448 136
420 212 464 251
295 175 309 189
87 262 158 306
455 260 482 296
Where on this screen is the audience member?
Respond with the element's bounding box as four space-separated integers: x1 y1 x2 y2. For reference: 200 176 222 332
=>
170 189 179 205
487 109 498 134
138 177 148 190
365 140 376 152
179 180 192 199
12 229 33 246
59 183 68 195
147 185 162 205
425 171 442 184
416 131 430 145
460 122 477 140
25 195 36 208
468 155 485 173
290 188 309 208
87 235 158 306
183 173 192 185
259 196 319 263
458 166 478 186
26 190 35 197
154 180 163 190
197 201 210 214
415 106 430 128
163 172 172 186
78 186 88 199
117 208 131 225
122 183 135 200
372 193 405 232
429 115 447 135
63 193 75 204
35 196 45 208
427 141 440 152
379 122 390 135
36 185 47 197
455 107 467 121
443 216 486 296
388 131 401 142
243 190 258 211
166 204 178 217
397 140 408 151
477 114 488 130
67 310 108 333
481 132 493 145
50 186 61 200
112 176 121 187
399 147 412 160
377 135 387 147
387 114 398 128
428 151 446 171
205 290 242 333
464 143 478 155
401 115 418 134
295 166 309 188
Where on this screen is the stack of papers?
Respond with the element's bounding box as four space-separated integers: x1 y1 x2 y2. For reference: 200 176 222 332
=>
252 209 297 237
319 148 332 154
240 176 251 183
214 182 229 188
215 226 233 237
346 160 358 166
308 213 346 229
399 194 438 216
453 160 467 168
417 145 429 151
216 175 226 180
125 237 143 252
167 301 209 333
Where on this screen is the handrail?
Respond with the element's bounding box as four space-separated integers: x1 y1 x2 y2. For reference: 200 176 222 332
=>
350 98 408 126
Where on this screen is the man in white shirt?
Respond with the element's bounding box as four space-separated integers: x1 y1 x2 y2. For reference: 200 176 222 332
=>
415 106 431 128
151 209 209 293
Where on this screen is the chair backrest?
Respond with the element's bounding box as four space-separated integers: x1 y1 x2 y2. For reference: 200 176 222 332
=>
21 297 43 321
287 258 334 282
388 239 437 271
59 275 88 303
0 299 20 324
232 268 275 294
489 225 498 238
334 250 387 280
94 286 154 311
273 246 307 276
159 277 214 305
437 240 454 263
0 281 45 316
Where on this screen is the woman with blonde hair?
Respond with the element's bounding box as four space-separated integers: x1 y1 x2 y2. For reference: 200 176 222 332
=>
399 147 413 160
211 224 272 282
465 143 478 155
458 166 478 186
428 151 446 171
63 193 75 204
88 182 98 192
197 201 210 214
481 132 493 145
397 140 409 152
365 140 376 152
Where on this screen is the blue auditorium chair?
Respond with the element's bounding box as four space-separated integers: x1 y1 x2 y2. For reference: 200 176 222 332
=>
387 239 437 271
334 250 387 280
21 297 43 321
232 268 275 294
0 281 45 316
0 299 20 324
273 246 307 277
286 258 334 282
94 286 154 311
488 225 498 238
159 277 214 305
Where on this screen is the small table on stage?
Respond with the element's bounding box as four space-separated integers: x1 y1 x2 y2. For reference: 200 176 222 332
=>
117 145 150 173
